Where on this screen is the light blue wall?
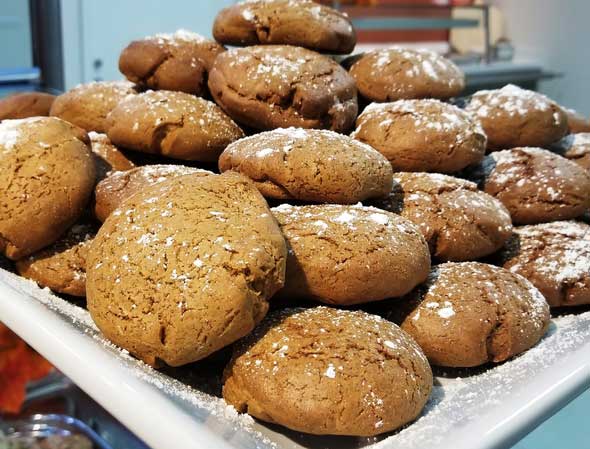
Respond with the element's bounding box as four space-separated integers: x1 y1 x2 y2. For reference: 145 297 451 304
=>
0 1 32 68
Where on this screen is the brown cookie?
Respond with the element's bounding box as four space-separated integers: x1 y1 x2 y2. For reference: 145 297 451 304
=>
119 29 225 96
106 90 244 161
208 45 357 132
352 100 486 173
16 221 98 297
550 133 590 171
271 204 430 305
373 173 512 261
88 132 135 182
222 306 432 436
349 48 465 102
387 262 550 367
219 128 392 203
564 108 590 133
498 221 590 308
0 92 56 120
86 171 287 367
0 117 96 260
465 84 568 151
50 81 137 133
464 147 590 225
94 164 213 222
213 0 355 54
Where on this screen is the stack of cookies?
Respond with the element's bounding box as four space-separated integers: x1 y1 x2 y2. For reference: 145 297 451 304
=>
1 0 588 439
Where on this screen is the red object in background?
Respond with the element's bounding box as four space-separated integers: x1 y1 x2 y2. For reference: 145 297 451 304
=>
0 323 52 414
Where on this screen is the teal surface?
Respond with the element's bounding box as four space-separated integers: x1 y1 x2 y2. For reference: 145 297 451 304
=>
513 389 590 449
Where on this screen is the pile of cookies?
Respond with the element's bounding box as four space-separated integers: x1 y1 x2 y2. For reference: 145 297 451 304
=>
1 0 589 438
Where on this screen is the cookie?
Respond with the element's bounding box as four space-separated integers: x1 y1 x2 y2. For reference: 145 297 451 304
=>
464 147 590 225
119 29 225 96
465 84 568 151
564 108 590 133
272 204 430 305
94 164 213 222
550 133 590 171
88 132 135 182
106 90 244 161
223 306 432 436
0 92 56 120
86 171 287 367
352 100 486 173
0 117 96 260
349 48 464 102
387 262 550 367
373 173 512 261
498 221 590 308
213 0 355 54
15 222 97 297
208 45 357 132
50 81 137 133
219 128 392 203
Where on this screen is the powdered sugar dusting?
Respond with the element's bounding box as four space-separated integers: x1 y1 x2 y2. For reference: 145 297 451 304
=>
467 84 558 119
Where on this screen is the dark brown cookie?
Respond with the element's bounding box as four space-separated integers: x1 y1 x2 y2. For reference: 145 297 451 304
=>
50 81 138 133
0 92 56 120
373 173 512 261
106 90 244 161
349 48 465 102
119 30 225 96
464 147 590 225
498 221 590 308
223 307 432 436
272 204 430 305
564 108 590 133
88 132 135 182
387 262 550 367
0 117 96 260
219 128 392 203
213 0 355 54
550 133 590 171
208 45 357 132
465 84 568 151
94 164 213 222
16 221 97 297
352 100 486 172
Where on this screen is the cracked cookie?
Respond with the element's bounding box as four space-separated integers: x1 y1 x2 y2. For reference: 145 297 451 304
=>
219 128 392 203
119 29 225 96
87 171 287 367
497 221 590 308
106 90 244 161
352 100 486 173
564 108 590 133
464 147 590 225
208 45 357 132
384 262 550 367
349 48 464 102
465 84 568 151
271 204 430 305
550 133 590 171
213 0 355 54
223 306 432 436
50 81 138 133
0 117 96 260
16 221 98 297
373 173 512 261
88 132 135 182
94 164 213 222
0 92 55 120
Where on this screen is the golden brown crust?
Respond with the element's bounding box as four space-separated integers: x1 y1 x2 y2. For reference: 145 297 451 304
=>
223 307 432 436
88 132 135 182
0 92 56 120
564 108 590 133
550 133 590 171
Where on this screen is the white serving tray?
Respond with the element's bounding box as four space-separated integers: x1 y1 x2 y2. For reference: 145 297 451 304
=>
1 268 589 449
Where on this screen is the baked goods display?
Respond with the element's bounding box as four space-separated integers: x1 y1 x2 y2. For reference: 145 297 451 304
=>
223 307 432 436
464 147 590 224
465 84 568 151
272 203 430 305
0 92 56 120
352 99 486 173
373 172 513 261
2 0 589 440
